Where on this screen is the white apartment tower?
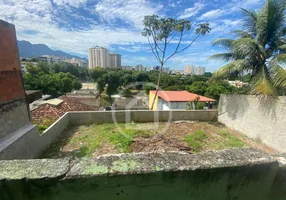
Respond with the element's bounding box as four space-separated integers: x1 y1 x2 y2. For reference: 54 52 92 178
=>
109 53 121 68
88 47 110 68
184 65 195 75
196 66 206 75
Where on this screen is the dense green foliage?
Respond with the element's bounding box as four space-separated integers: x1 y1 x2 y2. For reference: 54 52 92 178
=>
210 0 286 96
89 68 249 101
24 62 82 97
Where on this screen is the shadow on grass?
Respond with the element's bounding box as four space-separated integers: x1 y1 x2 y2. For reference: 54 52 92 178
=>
41 126 86 158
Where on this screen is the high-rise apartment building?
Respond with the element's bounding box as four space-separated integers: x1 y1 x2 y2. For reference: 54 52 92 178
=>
184 65 205 75
109 53 121 68
184 65 195 75
88 47 110 68
196 66 206 75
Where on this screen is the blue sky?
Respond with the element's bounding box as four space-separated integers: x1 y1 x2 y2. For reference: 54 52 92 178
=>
0 0 265 72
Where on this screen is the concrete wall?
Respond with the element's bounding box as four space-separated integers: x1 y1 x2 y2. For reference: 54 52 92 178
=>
26 90 42 104
0 99 30 140
218 95 286 152
0 113 70 160
0 148 285 200
0 110 217 159
69 110 218 125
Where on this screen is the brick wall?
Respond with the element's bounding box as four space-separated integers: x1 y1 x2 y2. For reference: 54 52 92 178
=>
0 20 31 140
0 20 24 104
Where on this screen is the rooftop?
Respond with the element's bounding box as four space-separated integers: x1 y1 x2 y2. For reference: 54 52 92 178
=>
150 90 216 102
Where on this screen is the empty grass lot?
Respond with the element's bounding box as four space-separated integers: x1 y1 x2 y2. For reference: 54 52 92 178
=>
42 122 276 158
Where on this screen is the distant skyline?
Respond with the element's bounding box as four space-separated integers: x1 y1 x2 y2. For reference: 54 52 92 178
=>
1 0 265 72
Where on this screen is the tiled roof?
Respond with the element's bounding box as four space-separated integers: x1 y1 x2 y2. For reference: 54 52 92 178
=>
31 96 97 123
150 91 216 102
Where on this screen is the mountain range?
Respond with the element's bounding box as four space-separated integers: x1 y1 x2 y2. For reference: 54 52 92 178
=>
17 40 86 60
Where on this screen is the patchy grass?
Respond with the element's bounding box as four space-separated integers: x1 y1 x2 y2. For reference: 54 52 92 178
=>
43 123 161 158
184 128 246 152
184 130 208 152
34 118 56 134
42 122 275 159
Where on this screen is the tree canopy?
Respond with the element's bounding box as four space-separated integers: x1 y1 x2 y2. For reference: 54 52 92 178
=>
24 62 82 97
210 0 286 96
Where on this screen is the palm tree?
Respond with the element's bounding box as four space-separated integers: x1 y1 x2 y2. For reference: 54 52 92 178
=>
210 0 286 96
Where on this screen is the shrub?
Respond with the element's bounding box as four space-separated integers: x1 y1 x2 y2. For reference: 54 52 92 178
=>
34 118 56 134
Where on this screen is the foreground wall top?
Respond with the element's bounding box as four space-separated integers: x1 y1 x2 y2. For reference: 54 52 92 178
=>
0 148 275 180
1 148 286 200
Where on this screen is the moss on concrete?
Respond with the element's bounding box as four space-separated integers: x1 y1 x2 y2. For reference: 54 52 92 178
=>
111 160 139 173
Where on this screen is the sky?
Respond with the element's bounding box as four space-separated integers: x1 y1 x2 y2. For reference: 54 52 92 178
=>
0 0 265 72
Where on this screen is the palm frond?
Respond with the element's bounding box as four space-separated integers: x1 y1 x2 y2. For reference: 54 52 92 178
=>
212 39 234 50
231 30 253 39
271 53 286 64
256 0 285 48
276 45 286 53
251 64 276 96
240 8 258 37
233 38 267 59
270 62 286 88
214 60 249 79
208 53 234 62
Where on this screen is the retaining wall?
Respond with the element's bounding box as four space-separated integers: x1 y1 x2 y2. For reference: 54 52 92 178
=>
218 95 286 152
69 110 218 125
0 148 285 200
0 110 217 160
0 113 70 160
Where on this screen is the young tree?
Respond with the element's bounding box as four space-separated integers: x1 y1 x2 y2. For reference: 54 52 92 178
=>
142 15 210 110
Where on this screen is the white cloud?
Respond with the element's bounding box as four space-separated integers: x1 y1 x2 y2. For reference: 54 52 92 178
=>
94 0 163 29
119 45 151 52
52 0 88 7
0 0 153 55
198 9 225 20
210 19 243 35
178 2 205 19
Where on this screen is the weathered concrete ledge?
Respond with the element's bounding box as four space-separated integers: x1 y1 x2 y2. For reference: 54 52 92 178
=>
1 148 286 200
68 148 276 177
0 148 277 180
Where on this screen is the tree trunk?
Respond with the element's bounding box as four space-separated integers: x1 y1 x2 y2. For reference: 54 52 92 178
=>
151 64 163 110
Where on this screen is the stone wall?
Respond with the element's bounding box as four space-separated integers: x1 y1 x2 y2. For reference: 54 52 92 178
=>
218 95 286 152
0 148 285 200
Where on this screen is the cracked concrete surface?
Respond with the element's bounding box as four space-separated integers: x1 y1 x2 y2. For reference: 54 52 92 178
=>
0 148 277 180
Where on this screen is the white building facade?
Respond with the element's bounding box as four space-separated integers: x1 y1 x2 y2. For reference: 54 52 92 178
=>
88 47 110 68
109 53 121 68
68 58 88 67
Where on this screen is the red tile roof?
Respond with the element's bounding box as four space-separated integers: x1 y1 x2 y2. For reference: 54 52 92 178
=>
31 96 98 124
150 91 216 102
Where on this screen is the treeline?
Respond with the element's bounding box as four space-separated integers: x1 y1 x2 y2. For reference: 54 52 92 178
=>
23 62 83 97
89 68 250 100
23 62 250 100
